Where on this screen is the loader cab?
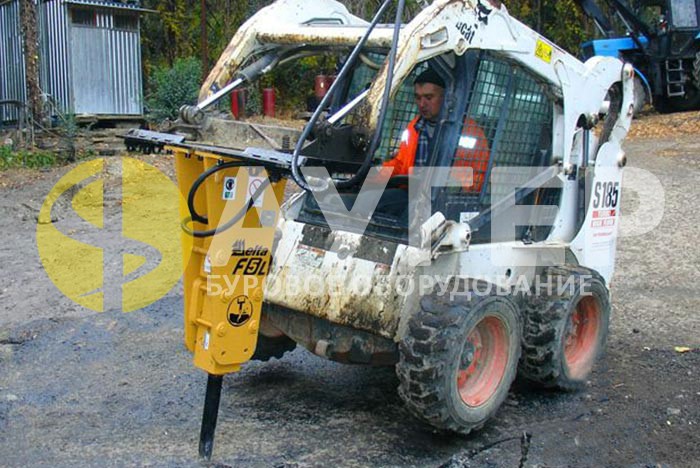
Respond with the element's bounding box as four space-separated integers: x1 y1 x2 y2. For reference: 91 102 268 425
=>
295 50 562 245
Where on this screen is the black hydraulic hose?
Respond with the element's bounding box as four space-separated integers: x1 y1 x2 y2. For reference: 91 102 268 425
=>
183 162 271 238
236 51 282 83
188 161 249 224
290 0 393 192
336 0 405 190
182 177 271 238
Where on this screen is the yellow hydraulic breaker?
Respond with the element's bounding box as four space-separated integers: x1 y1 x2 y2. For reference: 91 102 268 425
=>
169 145 286 459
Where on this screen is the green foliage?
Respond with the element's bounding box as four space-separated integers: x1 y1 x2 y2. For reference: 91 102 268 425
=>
141 0 198 68
506 0 592 55
137 0 595 122
263 55 339 115
0 146 57 170
245 85 263 116
146 57 202 122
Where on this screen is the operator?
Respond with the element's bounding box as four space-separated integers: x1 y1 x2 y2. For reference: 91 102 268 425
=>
372 68 491 221
383 68 447 174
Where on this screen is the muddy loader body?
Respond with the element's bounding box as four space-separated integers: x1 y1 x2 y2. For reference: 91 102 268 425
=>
126 0 635 457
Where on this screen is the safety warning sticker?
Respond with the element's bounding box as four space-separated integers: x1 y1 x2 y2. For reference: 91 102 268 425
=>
246 176 266 208
222 177 236 200
227 295 253 327
535 39 553 63
591 209 617 228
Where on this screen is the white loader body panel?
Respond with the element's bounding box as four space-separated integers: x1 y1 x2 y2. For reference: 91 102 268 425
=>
220 0 634 340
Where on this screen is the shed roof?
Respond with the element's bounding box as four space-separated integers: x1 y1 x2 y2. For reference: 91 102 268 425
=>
64 0 155 13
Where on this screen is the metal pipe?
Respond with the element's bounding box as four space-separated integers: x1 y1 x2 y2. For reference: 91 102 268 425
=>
583 128 590 167
198 77 244 111
327 89 369 125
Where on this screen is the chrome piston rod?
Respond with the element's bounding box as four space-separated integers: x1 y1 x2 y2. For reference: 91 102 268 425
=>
180 51 283 124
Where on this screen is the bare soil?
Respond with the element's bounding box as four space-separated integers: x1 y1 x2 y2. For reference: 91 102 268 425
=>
0 112 699 467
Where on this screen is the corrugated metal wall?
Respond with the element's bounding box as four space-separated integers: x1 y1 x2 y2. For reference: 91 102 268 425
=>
0 0 27 122
37 0 72 116
107 21 143 115
1 0 143 122
69 5 143 115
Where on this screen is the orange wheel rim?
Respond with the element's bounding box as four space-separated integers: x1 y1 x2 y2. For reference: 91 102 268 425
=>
564 296 601 379
456 316 509 407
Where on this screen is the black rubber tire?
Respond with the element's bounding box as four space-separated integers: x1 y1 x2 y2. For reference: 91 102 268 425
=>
397 289 521 435
653 84 700 113
251 334 296 361
632 76 648 116
519 266 610 390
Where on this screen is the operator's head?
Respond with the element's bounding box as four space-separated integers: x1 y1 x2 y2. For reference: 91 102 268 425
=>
414 68 445 123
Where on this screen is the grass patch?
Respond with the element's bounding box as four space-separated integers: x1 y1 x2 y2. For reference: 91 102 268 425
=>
0 146 99 171
0 146 60 170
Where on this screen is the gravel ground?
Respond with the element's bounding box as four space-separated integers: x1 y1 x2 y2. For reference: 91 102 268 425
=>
0 114 699 467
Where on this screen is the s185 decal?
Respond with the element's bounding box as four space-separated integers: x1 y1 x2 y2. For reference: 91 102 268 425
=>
593 181 620 209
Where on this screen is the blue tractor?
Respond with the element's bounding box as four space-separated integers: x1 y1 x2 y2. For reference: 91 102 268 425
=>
577 0 700 113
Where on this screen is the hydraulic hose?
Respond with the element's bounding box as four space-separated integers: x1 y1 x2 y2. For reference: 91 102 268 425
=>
188 161 248 224
184 161 271 238
336 0 405 190
290 0 394 192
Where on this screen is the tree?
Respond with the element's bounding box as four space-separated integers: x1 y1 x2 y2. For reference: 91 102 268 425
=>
140 0 594 120
506 0 591 54
20 0 42 123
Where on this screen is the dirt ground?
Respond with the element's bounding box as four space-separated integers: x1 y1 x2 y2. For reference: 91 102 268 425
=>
0 112 699 467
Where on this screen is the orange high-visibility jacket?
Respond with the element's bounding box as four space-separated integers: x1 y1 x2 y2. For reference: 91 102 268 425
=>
383 116 491 192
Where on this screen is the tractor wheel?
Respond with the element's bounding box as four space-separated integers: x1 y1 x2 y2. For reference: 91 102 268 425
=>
519 266 610 390
653 53 700 113
251 314 296 361
654 89 700 113
397 291 521 434
632 76 648 116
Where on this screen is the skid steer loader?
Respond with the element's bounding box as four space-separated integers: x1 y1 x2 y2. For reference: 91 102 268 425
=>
125 0 634 458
